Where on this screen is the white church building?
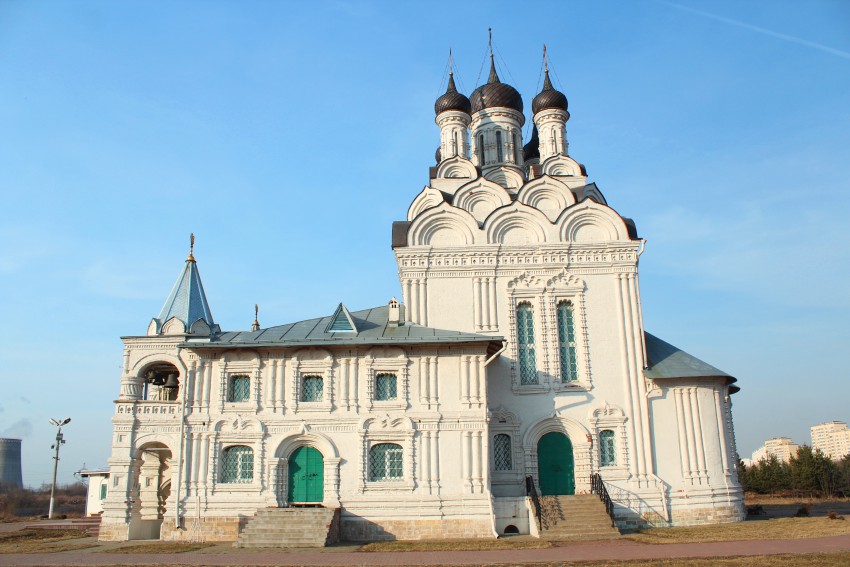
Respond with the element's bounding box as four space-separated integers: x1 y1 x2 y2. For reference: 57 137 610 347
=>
99 52 744 543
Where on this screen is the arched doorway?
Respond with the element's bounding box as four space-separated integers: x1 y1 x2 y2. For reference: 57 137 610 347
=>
288 446 324 504
129 442 172 540
537 432 575 495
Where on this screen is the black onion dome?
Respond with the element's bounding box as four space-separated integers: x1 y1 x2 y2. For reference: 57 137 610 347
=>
470 58 523 114
523 125 540 161
435 73 472 115
532 70 568 114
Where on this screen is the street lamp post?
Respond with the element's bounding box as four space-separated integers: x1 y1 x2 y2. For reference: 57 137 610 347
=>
48 418 71 519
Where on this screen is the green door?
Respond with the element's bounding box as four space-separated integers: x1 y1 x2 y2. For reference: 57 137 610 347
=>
288 446 324 503
537 432 575 495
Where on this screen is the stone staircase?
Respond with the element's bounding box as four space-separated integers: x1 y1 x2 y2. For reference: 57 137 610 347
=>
538 494 621 541
234 507 339 548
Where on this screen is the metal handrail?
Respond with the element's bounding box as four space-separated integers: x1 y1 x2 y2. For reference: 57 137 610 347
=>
525 475 542 530
590 473 616 528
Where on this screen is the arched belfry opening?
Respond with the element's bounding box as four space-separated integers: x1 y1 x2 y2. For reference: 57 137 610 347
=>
140 362 181 401
129 442 172 540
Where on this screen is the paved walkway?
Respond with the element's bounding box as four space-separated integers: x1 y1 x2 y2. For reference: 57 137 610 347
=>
2 535 850 566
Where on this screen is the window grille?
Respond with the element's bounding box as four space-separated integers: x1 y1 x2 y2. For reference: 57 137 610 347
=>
494 434 512 471
228 375 250 402
369 443 403 481
375 373 397 401
221 445 253 483
557 301 578 382
516 302 537 384
302 376 323 402
600 430 616 467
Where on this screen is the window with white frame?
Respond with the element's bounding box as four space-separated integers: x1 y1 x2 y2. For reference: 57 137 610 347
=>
301 375 323 402
221 445 253 483
600 429 616 467
374 373 397 401
369 443 403 481
493 433 513 471
516 302 537 385
557 301 578 382
228 375 250 402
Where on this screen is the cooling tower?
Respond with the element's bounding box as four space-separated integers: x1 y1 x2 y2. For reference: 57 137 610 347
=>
0 438 23 488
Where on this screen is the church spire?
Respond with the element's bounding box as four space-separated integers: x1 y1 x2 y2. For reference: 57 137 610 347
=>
148 235 219 336
487 27 500 84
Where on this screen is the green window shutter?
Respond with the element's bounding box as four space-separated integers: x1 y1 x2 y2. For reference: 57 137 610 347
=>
222 445 254 483
557 301 578 382
516 302 537 385
228 375 251 402
600 430 616 467
375 374 397 401
100 483 107 500
494 434 512 471
369 443 403 481
302 376 323 402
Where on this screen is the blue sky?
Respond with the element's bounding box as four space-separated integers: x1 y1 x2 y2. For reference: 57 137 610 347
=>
1 1 848 486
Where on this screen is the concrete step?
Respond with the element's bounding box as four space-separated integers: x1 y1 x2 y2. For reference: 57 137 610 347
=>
234 507 339 549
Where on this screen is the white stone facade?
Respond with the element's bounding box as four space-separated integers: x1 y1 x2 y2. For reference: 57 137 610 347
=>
99 54 744 542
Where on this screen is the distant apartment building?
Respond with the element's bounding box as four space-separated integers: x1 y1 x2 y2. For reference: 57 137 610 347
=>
811 421 850 460
750 437 800 464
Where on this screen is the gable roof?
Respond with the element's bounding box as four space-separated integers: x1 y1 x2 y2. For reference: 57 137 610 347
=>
183 304 503 354
156 257 215 329
643 332 738 392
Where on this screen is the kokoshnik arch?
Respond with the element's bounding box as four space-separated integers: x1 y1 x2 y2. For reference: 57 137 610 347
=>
99 49 744 543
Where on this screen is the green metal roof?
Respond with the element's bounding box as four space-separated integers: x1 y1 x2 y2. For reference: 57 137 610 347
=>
182 304 504 354
644 332 738 391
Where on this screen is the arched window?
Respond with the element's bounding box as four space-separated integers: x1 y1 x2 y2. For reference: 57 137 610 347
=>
557 301 578 382
600 430 616 467
369 443 403 481
221 445 253 483
516 302 537 385
496 130 504 162
494 434 512 471
374 373 397 401
478 134 485 165
302 375 323 402
228 375 250 402
452 130 459 156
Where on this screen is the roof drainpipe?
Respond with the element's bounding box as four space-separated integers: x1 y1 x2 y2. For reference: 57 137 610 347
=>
174 359 190 529
483 341 507 367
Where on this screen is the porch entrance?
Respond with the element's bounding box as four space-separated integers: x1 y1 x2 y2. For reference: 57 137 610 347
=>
537 432 575 495
288 446 324 503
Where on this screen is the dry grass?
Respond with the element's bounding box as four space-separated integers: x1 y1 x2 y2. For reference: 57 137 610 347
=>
359 537 552 552
0 528 92 553
103 541 215 554
455 554 850 566
64 553 850 567
629 516 850 544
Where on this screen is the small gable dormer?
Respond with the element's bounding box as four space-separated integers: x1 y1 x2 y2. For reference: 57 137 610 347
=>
325 303 358 334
